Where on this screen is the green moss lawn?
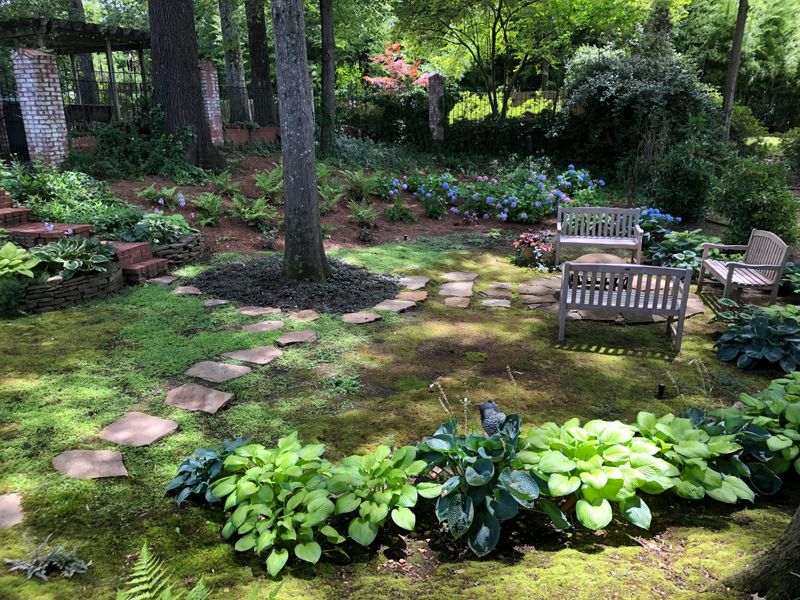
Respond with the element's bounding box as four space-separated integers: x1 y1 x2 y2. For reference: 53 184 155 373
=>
0 234 794 599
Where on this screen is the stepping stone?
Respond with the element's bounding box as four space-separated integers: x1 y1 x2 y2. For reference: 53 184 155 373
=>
487 282 511 289
439 282 473 297
396 290 428 302
223 345 283 365
147 276 176 286
99 411 178 447
173 286 203 295
0 493 23 528
342 311 382 324
166 383 233 414
242 320 285 333
287 309 321 322
686 294 705 317
185 361 252 383
480 288 512 299
277 329 317 347
374 299 416 312
481 299 511 308
53 450 127 480
519 294 557 304
444 297 470 308
441 272 478 282
204 299 230 308
398 276 430 290
238 306 281 316
578 310 619 322
618 313 666 324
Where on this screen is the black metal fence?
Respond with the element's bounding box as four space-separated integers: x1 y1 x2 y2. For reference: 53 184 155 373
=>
0 68 28 161
446 90 559 123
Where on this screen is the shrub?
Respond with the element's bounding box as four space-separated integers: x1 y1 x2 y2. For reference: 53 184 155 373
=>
166 438 250 507
782 128 800 173
348 200 378 228
647 229 719 270
639 207 680 248
385 198 417 224
781 261 800 294
413 173 457 219
512 230 554 271
192 193 225 227
124 213 195 246
31 237 116 280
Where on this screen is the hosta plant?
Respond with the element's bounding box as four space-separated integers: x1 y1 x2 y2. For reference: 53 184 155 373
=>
417 415 540 557
0 242 41 278
126 213 194 246
166 438 250 507
647 229 717 270
715 314 800 372
31 237 116 279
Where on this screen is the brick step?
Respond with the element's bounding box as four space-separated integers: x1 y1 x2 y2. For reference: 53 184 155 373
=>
105 241 154 268
0 190 12 209
6 223 92 248
123 258 169 284
0 207 31 226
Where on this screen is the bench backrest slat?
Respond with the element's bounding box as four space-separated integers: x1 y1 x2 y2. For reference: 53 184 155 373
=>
557 206 641 238
741 229 789 283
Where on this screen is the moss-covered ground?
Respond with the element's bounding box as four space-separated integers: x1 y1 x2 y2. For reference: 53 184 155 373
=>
0 234 795 599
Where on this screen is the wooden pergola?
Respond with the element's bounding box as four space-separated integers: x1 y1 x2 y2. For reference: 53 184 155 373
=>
0 17 150 120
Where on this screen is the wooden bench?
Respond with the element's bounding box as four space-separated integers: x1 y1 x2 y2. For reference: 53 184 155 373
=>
696 229 789 304
558 263 692 352
555 206 643 264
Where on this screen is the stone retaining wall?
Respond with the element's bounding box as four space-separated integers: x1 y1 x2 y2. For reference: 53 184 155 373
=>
20 263 124 313
152 234 205 266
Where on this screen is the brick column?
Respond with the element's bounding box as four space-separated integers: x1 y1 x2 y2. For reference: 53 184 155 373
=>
11 49 68 165
428 73 446 142
198 62 224 146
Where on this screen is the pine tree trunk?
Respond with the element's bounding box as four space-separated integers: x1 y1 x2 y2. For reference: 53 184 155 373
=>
148 0 222 168
67 0 100 105
244 0 276 126
271 0 330 282
219 0 252 123
722 0 748 140
318 0 336 156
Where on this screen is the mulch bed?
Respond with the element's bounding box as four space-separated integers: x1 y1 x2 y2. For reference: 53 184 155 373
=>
187 255 400 314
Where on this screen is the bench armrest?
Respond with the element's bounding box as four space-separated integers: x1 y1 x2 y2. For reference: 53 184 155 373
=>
634 224 644 238
701 242 748 259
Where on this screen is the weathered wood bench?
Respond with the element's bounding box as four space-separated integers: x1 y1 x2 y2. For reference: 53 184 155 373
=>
555 206 643 264
558 263 692 352
696 229 789 304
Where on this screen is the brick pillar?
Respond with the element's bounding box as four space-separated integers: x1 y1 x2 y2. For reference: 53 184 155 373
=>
198 62 224 146
428 74 446 142
11 49 68 165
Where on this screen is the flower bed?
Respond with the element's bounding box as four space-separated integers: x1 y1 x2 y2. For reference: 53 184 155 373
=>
18 263 124 314
152 233 205 266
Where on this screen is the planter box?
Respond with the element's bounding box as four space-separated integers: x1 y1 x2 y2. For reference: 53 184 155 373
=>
250 126 279 145
19 263 124 314
153 233 205 266
224 127 250 146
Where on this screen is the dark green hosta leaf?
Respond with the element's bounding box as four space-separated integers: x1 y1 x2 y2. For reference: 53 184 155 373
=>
442 475 462 495
498 469 539 508
465 459 495 486
748 462 783 495
447 493 474 539
619 496 651 530
499 414 521 439
467 511 501 557
539 499 571 529
485 489 519 522
435 494 452 523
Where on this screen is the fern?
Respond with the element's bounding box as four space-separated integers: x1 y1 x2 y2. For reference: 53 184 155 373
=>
255 165 284 199
341 169 380 202
116 542 211 600
315 161 336 184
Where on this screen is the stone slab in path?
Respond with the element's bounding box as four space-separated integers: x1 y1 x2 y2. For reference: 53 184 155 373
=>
238 306 281 316
396 290 428 302
342 311 382 324
166 383 233 414
519 294 557 304
480 288 512 299
53 450 128 479
99 411 178 447
147 276 176 286
287 310 321 322
277 329 318 347
204 299 230 308
439 282 473 297
481 299 511 308
444 297 470 308
173 286 203 295
185 361 252 383
223 345 283 365
0 493 23 528
374 299 416 312
441 272 478 282
398 276 429 290
242 320 285 333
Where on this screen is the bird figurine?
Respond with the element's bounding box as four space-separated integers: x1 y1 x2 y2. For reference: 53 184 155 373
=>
478 401 506 436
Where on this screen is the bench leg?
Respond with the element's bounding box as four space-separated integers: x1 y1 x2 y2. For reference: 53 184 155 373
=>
769 283 779 305
555 241 560 265
558 305 566 343
673 316 685 353
696 263 705 293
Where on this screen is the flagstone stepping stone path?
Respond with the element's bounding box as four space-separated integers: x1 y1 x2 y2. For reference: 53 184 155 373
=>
277 329 318 346
481 299 512 308
287 309 321 322
53 450 128 479
439 282 474 297
342 311 382 324
0 493 23 528
185 361 252 383
173 286 203 295
223 345 283 365
480 287 512 299
398 275 429 290
147 275 177 286
444 297 471 308
242 320 285 333
441 272 478 282
373 299 416 312
238 306 281 316
166 383 234 414
396 291 428 302
204 299 230 307
99 412 178 447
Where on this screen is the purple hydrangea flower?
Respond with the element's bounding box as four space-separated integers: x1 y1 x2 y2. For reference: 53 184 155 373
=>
402 183 408 190
483 213 489 220
178 192 186 208
472 193 479 201
64 228 74 237
537 174 546 181
520 212 528 220
157 197 165 206
190 212 197 220
44 221 54 233
511 202 517 208
534 201 542 207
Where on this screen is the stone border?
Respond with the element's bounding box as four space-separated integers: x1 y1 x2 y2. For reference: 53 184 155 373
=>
152 234 205 266
19 263 124 314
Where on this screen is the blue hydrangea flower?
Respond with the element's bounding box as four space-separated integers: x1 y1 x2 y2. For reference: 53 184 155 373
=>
520 212 528 220
534 201 542 208
537 174 546 181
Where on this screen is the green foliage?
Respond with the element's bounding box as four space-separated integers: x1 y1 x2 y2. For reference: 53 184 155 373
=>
207 170 240 197
342 169 381 202
781 261 800 294
715 310 800 373
124 213 195 246
191 193 225 227
115 542 211 600
166 438 250 508
318 182 346 214
4 535 91 581
417 416 540 557
647 230 719 270
385 198 417 223
0 275 33 318
31 237 116 280
783 128 800 172
254 165 284 200
0 242 41 278
639 207 680 248
348 200 379 228
230 195 284 233
136 185 181 211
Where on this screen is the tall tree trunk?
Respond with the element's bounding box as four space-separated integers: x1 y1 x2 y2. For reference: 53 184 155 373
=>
148 0 222 168
244 0 276 126
318 0 336 156
271 0 329 282
67 0 100 105
722 0 748 140
219 0 252 123
730 503 800 599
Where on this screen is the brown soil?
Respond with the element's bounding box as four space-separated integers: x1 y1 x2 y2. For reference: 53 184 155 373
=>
109 152 534 255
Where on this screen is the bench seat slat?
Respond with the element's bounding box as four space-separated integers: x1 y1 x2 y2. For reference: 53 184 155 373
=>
704 259 774 286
